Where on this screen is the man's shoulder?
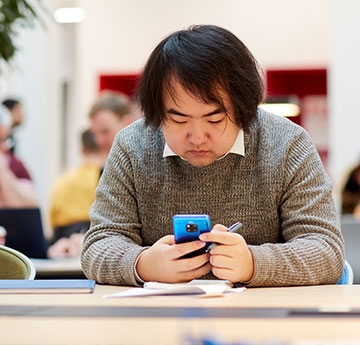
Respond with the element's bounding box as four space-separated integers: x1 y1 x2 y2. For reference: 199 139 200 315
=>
252 108 308 142
244 108 313 160
256 108 303 132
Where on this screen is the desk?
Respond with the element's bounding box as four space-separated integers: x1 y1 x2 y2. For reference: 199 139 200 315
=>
1 285 360 345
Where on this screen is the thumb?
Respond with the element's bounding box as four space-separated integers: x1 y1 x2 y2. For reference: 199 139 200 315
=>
157 234 175 245
212 224 228 232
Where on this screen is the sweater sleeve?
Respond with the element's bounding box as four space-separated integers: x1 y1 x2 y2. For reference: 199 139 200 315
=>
80 138 144 286
246 129 344 287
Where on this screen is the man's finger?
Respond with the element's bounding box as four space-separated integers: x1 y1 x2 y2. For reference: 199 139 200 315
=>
157 235 176 245
170 240 206 259
175 262 212 283
199 231 244 245
210 254 234 269
212 224 228 232
176 252 210 272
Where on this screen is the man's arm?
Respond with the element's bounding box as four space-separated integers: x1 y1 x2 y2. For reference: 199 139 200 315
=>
81 137 150 286
200 128 344 287
0 153 38 208
246 130 344 287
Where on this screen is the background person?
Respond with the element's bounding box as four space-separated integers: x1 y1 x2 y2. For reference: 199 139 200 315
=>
81 25 344 287
47 129 104 258
89 91 137 158
2 98 25 153
0 105 37 208
48 93 138 259
341 162 360 218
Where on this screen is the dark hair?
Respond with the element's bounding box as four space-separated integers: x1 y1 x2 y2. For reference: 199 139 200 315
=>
2 99 20 110
136 25 264 130
89 91 131 120
341 163 360 214
81 129 99 153
343 163 360 193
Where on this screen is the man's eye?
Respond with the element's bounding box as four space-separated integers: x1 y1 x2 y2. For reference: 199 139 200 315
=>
208 118 225 124
172 118 187 124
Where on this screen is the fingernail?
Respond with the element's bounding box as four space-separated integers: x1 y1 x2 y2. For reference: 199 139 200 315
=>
199 235 206 241
198 241 206 247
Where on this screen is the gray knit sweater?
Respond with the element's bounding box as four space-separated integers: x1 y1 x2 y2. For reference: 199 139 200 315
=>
81 109 344 287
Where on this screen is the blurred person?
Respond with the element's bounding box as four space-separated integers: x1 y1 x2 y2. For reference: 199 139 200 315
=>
89 91 137 157
341 162 360 218
81 25 343 287
0 226 6 245
2 98 25 153
47 232 85 259
0 105 37 208
2 99 24 128
47 129 104 258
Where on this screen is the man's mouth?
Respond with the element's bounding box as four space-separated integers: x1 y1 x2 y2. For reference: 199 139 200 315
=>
189 150 208 156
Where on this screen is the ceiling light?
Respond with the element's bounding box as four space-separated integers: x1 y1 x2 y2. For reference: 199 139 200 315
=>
259 103 300 117
54 7 85 23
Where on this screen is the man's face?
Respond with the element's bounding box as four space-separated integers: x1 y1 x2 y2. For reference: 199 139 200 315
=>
161 80 240 167
90 110 130 155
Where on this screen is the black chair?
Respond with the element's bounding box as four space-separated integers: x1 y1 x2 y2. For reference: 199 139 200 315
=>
0 208 48 258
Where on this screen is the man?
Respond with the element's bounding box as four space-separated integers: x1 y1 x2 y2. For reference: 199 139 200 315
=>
81 25 344 287
89 91 136 157
0 106 37 208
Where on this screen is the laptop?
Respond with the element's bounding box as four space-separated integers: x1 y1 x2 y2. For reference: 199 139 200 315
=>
0 208 48 259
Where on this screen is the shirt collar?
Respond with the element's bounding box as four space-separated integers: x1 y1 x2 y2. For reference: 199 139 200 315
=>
163 128 245 158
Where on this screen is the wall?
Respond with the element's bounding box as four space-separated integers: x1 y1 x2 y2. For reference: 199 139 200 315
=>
75 0 329 126
0 0 75 233
328 0 360 203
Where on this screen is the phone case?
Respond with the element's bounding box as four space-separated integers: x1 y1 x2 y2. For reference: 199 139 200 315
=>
173 214 211 258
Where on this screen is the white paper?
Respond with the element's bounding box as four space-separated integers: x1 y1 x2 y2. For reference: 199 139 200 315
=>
103 282 245 298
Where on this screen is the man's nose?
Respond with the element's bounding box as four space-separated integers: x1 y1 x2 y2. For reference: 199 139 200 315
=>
187 124 207 145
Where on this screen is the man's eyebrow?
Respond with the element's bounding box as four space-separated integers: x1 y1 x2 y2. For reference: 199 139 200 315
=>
167 108 189 117
166 107 225 117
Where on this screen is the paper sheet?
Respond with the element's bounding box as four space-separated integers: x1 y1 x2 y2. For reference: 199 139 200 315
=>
103 282 245 298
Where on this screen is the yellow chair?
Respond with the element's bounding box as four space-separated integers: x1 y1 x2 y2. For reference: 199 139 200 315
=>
0 245 36 279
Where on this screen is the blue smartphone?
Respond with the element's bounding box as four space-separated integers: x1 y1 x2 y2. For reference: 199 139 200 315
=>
173 214 211 258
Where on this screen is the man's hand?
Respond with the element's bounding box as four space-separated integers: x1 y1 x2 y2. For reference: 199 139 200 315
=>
199 224 254 283
136 235 211 283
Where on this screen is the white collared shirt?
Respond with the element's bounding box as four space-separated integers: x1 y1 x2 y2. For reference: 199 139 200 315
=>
163 128 245 159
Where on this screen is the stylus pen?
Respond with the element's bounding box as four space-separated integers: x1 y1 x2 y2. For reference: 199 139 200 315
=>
205 221 243 252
